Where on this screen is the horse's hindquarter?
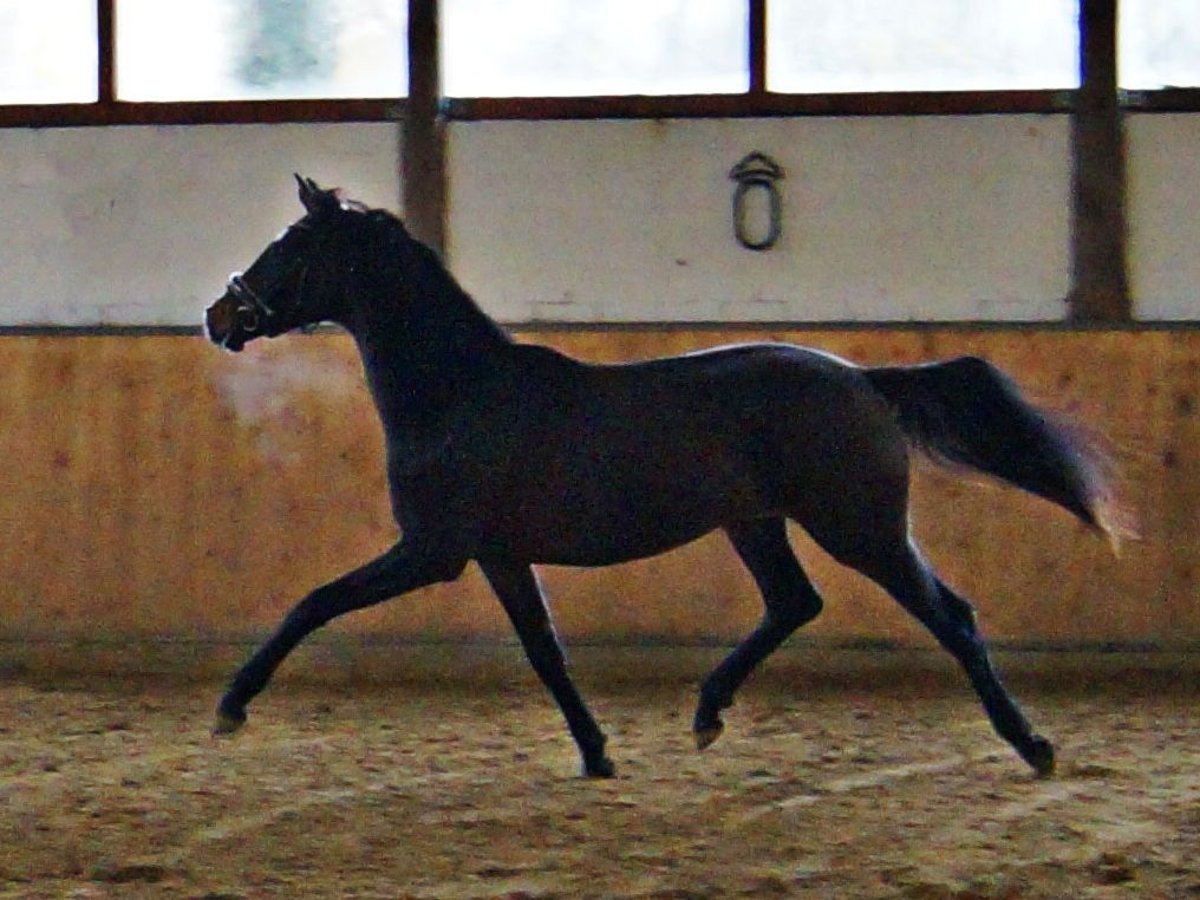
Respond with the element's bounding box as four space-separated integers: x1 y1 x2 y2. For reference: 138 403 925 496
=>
431 343 906 567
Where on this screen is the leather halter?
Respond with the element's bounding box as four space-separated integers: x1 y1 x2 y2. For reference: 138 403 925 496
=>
224 223 316 335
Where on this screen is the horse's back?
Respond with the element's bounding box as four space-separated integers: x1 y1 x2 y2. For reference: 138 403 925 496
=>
597 340 857 384
591 341 891 435
505 338 905 488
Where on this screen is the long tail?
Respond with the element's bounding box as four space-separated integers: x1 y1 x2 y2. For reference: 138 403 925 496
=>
864 355 1133 546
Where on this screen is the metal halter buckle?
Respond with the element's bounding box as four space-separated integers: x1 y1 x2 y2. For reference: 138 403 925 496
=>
226 273 275 333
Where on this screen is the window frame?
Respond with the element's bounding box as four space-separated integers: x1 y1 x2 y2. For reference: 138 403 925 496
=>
0 0 407 126
4 0 1197 128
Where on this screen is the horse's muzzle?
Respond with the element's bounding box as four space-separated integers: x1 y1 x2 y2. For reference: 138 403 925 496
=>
205 294 249 352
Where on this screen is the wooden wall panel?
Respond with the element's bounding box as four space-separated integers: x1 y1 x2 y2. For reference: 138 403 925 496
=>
0 328 1194 667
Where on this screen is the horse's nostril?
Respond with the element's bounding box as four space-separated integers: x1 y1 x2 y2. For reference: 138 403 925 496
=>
205 297 237 343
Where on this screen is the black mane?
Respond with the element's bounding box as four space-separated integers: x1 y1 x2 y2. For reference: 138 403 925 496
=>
340 203 513 354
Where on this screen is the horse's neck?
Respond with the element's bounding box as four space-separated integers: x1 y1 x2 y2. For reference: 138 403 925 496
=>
347 261 513 439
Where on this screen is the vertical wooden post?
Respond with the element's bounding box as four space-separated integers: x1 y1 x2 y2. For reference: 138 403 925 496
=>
403 0 447 257
97 0 116 102
748 0 767 94
1067 0 1131 322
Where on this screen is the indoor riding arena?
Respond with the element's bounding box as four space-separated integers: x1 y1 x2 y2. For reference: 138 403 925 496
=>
2 3 1198 898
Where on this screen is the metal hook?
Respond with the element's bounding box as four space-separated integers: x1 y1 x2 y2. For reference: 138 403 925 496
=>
729 152 785 251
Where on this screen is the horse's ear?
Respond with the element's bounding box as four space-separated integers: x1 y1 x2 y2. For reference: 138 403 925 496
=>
294 173 341 217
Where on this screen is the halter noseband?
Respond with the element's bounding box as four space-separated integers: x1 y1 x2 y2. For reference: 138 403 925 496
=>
225 273 272 333
224 223 316 335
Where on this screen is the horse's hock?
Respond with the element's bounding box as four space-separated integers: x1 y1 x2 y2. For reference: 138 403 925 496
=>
0 325 1191 676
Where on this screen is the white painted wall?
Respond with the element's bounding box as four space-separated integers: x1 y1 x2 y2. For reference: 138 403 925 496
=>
448 116 1072 322
1127 114 1200 321
0 112 1195 325
0 123 399 326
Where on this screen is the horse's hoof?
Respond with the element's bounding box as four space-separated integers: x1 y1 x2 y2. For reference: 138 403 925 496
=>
583 756 616 778
212 707 247 737
1025 735 1056 778
694 721 724 751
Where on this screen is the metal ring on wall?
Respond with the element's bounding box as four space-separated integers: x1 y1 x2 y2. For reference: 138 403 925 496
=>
729 152 785 251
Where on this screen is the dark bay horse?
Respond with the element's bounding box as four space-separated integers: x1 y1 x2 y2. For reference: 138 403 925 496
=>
204 175 1124 779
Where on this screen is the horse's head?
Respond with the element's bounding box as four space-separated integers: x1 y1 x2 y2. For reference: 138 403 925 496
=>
206 174 350 352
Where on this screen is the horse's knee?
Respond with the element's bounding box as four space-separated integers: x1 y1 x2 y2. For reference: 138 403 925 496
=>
767 593 822 632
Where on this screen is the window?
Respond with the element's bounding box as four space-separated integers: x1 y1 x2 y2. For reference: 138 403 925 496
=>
117 0 407 102
0 3 97 104
443 0 747 98
2 0 1200 123
1119 0 1200 89
768 0 1079 92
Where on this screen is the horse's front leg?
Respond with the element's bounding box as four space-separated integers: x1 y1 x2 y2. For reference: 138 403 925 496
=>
479 560 614 778
214 539 467 735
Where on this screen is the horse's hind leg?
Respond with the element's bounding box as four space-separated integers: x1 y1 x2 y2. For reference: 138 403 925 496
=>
479 559 614 778
694 517 823 750
857 541 1055 777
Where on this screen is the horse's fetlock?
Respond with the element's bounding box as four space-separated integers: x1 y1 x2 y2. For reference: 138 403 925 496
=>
582 752 616 778
698 679 732 714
